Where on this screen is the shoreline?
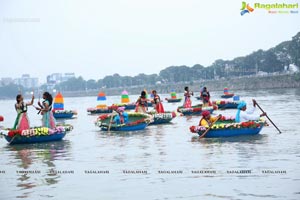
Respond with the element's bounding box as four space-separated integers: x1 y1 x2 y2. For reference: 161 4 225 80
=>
2 73 300 99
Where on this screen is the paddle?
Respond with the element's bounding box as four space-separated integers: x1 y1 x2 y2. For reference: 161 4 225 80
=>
255 101 282 134
107 112 116 132
199 115 221 139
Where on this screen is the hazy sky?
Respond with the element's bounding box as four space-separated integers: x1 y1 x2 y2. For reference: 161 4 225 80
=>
0 0 299 83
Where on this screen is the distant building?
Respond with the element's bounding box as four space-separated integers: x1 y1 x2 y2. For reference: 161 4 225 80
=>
13 74 39 88
47 73 75 84
0 77 14 86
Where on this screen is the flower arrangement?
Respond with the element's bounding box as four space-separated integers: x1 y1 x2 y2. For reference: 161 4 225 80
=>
95 112 152 127
189 120 265 134
2 126 71 138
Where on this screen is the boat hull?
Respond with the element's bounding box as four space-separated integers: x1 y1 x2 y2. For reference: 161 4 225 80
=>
4 132 66 145
149 112 176 125
177 105 214 116
217 103 238 109
166 98 182 103
198 127 263 138
221 94 234 98
53 113 74 119
101 122 148 131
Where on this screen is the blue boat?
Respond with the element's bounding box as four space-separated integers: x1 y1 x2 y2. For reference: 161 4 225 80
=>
112 103 136 110
53 93 77 119
221 94 234 98
53 112 75 119
96 112 152 131
4 132 67 145
190 121 265 138
212 100 239 109
198 127 263 138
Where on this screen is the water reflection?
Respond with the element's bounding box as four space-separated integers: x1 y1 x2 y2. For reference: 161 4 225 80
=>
4 141 71 198
191 134 268 144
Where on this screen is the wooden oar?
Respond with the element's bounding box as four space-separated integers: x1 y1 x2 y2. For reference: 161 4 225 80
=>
255 101 282 134
107 112 115 132
199 115 221 139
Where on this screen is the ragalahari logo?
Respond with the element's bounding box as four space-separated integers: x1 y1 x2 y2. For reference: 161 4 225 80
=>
240 2 254 15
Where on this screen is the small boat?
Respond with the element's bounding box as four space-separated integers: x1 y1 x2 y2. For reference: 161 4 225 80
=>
165 98 182 103
112 103 136 110
53 110 77 119
177 105 216 116
0 125 73 145
113 90 137 110
87 106 114 114
0 115 3 121
95 112 152 131
87 91 112 114
212 100 239 109
221 94 234 98
148 111 177 125
53 92 77 119
221 87 234 98
165 91 182 103
190 120 266 138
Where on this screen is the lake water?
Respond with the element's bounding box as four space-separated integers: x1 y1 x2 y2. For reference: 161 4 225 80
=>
0 88 300 200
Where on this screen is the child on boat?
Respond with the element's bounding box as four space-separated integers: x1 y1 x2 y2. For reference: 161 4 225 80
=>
13 94 34 130
113 107 128 124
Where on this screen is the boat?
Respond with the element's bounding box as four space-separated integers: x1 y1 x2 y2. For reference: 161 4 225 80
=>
53 92 77 119
212 100 240 109
190 120 266 138
221 87 234 99
87 92 113 114
0 125 73 145
53 110 77 119
148 111 177 125
221 93 234 98
0 115 3 121
112 103 136 110
165 91 182 103
87 106 114 114
95 112 152 131
177 104 216 116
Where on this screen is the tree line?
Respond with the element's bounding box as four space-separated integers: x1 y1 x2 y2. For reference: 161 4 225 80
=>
1 31 299 98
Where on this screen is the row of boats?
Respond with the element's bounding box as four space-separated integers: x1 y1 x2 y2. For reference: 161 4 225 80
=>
0 90 268 145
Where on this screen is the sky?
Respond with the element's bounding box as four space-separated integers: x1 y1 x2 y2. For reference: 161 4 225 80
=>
0 0 299 83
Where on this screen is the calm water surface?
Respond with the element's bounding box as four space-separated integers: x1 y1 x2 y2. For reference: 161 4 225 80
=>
0 88 300 200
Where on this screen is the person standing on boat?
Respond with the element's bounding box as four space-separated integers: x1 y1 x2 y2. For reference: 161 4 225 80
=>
36 92 56 129
113 107 128 124
183 86 193 108
135 91 149 113
151 90 165 113
235 99 266 123
199 110 221 127
200 87 211 107
13 94 34 130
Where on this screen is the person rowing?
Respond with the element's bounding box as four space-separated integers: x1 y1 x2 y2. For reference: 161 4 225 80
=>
235 99 266 123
